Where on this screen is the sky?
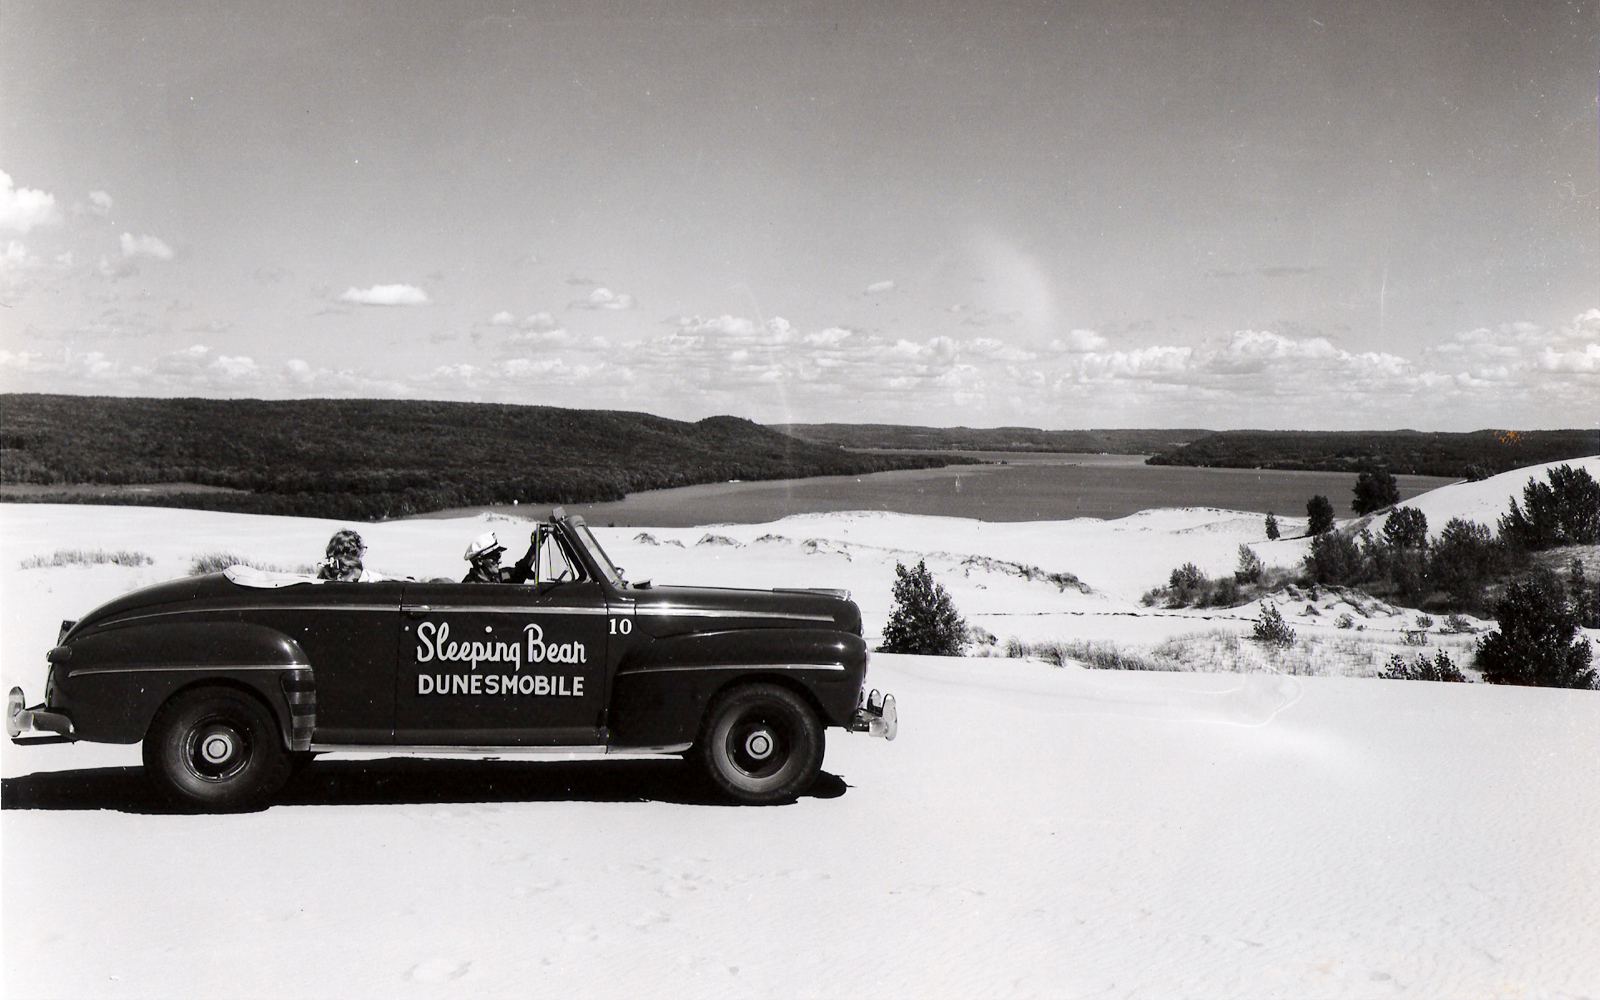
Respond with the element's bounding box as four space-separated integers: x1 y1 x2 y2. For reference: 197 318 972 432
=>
1 0 1595 430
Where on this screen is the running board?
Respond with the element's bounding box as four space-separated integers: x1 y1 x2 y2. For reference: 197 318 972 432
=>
305 743 692 759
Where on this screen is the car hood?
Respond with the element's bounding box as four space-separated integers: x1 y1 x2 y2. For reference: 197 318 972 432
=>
623 584 862 636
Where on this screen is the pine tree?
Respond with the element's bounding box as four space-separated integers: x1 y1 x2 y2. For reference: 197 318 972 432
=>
1265 511 1280 540
878 560 968 656
1352 469 1401 515
1306 495 1335 536
1476 573 1596 689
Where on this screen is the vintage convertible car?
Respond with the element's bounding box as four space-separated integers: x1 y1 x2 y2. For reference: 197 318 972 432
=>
7 509 895 808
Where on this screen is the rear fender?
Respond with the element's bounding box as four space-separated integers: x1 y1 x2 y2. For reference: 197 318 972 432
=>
52 622 311 746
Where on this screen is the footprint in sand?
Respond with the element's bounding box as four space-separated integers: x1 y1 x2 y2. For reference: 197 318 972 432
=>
406 959 470 983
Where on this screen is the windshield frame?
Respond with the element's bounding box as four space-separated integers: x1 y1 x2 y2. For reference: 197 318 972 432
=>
563 517 626 589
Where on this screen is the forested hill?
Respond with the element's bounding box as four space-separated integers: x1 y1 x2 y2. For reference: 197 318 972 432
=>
1145 429 1600 478
0 395 956 520
774 424 1211 454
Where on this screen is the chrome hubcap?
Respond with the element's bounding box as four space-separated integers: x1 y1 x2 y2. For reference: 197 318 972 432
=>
744 730 774 760
201 732 235 764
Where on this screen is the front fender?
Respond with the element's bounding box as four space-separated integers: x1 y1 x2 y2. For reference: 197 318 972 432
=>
51 622 311 746
608 628 866 748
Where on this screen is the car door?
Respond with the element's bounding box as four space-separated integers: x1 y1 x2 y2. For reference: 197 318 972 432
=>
247 581 407 745
395 539 609 746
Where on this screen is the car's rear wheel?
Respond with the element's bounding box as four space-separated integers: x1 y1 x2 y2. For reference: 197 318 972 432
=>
697 683 823 805
143 687 290 809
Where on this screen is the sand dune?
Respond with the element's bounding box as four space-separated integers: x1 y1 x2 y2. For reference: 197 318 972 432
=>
2 459 1596 997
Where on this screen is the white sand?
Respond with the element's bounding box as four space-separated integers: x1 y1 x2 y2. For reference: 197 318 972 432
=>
3 459 1597 997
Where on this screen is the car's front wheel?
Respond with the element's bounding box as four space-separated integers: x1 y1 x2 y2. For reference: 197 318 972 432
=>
697 683 823 804
143 687 291 809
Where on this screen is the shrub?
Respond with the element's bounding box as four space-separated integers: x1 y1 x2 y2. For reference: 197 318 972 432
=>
1306 495 1335 535
1569 559 1600 629
1251 603 1297 647
1235 545 1264 584
1414 614 1434 630
1428 518 1509 605
1335 613 1355 629
1442 614 1477 634
1265 511 1280 540
1498 464 1600 550
1475 572 1596 689
1382 507 1428 550
878 560 968 656
1352 469 1401 515
1305 530 1367 586
1464 463 1490 482
968 625 998 648
1165 562 1210 606
1381 650 1466 683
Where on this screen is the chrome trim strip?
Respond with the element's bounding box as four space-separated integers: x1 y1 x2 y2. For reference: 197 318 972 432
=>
618 663 847 675
405 605 611 615
635 606 836 622
608 743 692 755
68 663 300 677
104 604 398 627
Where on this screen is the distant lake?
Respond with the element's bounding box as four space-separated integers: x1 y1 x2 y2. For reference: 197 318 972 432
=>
424 452 1460 527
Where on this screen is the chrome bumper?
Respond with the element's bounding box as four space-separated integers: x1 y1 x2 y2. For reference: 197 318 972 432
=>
848 688 897 740
8 686 74 744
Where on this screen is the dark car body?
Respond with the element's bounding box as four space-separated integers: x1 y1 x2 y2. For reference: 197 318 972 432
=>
9 510 894 805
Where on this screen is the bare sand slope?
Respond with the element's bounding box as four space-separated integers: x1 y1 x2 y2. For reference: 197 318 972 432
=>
3 656 1595 998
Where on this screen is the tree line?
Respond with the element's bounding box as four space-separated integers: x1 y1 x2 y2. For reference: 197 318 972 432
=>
0 395 960 520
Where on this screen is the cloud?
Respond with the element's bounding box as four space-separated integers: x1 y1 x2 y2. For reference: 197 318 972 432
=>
864 280 896 295
1 240 36 272
1050 329 1108 353
97 255 139 280
87 191 114 215
338 283 430 306
488 310 518 326
574 286 635 310
0 171 62 233
120 232 174 260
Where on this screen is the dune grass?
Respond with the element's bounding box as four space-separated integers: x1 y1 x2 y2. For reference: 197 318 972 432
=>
189 552 314 576
1008 629 1483 681
19 548 153 570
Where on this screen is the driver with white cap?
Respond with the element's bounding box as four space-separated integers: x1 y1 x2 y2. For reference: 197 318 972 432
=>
461 531 536 584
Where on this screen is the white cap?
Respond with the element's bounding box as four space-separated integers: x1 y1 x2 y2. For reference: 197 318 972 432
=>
464 531 504 561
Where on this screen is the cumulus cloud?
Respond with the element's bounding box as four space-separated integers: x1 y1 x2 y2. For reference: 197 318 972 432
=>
1050 329 1109 353
87 191 114 215
488 310 518 326
338 283 430 306
120 232 174 260
0 171 62 233
864 280 896 295
574 286 635 310
1 240 36 272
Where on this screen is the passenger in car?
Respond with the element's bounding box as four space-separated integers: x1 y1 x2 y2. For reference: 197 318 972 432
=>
316 529 368 581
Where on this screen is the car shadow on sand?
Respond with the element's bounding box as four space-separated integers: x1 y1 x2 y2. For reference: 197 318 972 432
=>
1 758 849 814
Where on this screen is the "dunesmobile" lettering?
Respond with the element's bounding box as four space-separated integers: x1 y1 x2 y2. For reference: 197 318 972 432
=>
414 621 587 670
416 673 585 697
